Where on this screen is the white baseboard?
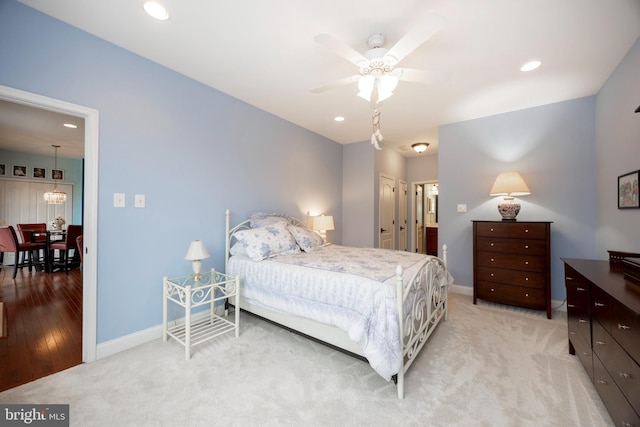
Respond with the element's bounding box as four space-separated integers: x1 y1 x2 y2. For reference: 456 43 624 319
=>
96 309 220 360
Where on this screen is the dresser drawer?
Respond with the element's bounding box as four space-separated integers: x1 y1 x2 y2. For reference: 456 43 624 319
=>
593 321 640 415
476 252 545 272
612 304 640 365
508 223 548 240
476 237 547 255
477 281 545 310
477 266 545 289
475 222 509 238
593 354 640 427
571 331 594 380
591 285 612 332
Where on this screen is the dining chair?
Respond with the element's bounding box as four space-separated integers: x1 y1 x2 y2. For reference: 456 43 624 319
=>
0 226 47 279
17 223 47 266
76 235 83 266
50 225 83 274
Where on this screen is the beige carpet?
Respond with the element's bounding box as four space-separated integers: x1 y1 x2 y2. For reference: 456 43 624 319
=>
0 293 613 426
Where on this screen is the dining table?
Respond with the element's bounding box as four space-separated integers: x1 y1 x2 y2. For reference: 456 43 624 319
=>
26 229 66 273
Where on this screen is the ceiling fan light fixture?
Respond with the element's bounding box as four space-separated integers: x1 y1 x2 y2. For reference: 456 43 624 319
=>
412 142 430 153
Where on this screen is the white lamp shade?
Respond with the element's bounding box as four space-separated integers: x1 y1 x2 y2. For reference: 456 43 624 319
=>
489 172 531 197
185 240 210 261
312 215 334 231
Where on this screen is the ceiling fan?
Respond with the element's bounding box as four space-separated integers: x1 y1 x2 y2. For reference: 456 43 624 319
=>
311 11 449 108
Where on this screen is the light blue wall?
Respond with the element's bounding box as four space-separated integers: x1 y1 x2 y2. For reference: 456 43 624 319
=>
595 36 640 257
0 1 342 343
342 141 374 247
0 149 83 224
439 97 597 302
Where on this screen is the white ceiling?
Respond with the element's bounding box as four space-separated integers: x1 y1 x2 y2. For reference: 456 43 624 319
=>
6 0 640 158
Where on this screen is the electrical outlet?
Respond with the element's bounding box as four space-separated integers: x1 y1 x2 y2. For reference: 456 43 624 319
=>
114 193 125 208
457 204 467 213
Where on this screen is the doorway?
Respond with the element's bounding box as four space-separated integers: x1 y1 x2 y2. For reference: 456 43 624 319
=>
413 181 438 255
0 85 99 364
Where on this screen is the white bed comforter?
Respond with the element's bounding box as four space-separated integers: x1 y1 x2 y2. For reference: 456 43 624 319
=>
227 245 429 381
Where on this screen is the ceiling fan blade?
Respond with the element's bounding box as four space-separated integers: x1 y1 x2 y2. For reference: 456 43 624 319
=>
314 33 368 67
397 68 450 85
311 75 360 93
385 12 446 65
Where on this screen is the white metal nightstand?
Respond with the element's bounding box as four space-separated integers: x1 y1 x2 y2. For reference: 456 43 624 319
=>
162 269 239 359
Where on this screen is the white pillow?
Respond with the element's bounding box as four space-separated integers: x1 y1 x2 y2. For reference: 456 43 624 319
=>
250 212 290 229
234 221 300 261
287 224 326 253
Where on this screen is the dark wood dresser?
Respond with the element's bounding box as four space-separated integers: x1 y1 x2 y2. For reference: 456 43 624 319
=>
563 258 640 426
472 221 552 318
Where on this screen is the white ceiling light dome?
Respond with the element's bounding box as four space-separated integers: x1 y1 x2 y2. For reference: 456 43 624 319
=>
143 2 169 21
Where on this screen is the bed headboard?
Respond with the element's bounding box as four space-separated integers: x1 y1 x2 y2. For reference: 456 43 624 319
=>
224 209 308 273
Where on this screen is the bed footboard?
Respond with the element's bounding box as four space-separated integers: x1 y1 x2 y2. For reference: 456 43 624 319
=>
395 245 449 399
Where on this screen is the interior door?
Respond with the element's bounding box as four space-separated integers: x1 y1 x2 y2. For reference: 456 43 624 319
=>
379 175 394 249
399 180 407 251
415 184 424 253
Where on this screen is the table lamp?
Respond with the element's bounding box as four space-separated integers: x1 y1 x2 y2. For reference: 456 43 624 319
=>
185 240 210 278
312 215 334 242
489 172 531 221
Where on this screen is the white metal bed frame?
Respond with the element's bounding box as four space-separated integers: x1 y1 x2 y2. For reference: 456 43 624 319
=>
224 209 449 399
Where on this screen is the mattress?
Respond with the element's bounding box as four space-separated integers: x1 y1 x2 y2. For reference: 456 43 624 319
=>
227 244 428 380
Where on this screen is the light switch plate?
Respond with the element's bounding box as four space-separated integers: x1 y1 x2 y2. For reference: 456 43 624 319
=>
457 204 467 213
134 194 145 208
114 193 125 208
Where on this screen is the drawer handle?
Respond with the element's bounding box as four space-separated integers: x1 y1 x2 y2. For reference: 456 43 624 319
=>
618 324 631 330
594 302 605 307
524 245 529 249
581 351 589 356
565 277 574 281
576 287 585 292
621 422 633 427
525 229 529 233
619 372 631 379
570 331 577 335
525 277 529 281
595 341 606 346
490 288 495 292
568 304 576 308
596 379 607 385
490 273 494 277
490 228 494 232
525 293 529 297
490 258 495 262
525 261 529 265
579 319 587 323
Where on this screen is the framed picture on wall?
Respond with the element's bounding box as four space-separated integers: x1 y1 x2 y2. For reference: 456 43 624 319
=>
33 167 46 179
12 165 27 177
52 169 64 180
0 164 5 176
618 170 639 209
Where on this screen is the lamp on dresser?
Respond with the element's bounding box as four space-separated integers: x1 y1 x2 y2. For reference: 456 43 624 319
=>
489 171 531 221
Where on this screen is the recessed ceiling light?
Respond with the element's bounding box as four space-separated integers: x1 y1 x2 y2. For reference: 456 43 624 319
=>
520 60 542 72
63 123 77 129
144 2 169 21
334 116 345 122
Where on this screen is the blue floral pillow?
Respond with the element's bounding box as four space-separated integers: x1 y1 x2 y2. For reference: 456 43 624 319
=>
234 221 300 261
287 225 326 253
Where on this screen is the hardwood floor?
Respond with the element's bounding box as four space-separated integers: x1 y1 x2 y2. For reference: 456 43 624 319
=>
0 266 82 392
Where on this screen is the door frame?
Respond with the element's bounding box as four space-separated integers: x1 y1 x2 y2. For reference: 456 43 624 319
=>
379 174 395 249
411 180 438 254
0 85 99 363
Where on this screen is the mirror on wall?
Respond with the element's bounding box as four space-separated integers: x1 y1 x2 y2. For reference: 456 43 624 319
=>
415 182 438 255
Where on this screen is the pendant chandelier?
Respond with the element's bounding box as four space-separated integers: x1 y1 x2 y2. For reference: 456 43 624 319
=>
44 144 67 205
